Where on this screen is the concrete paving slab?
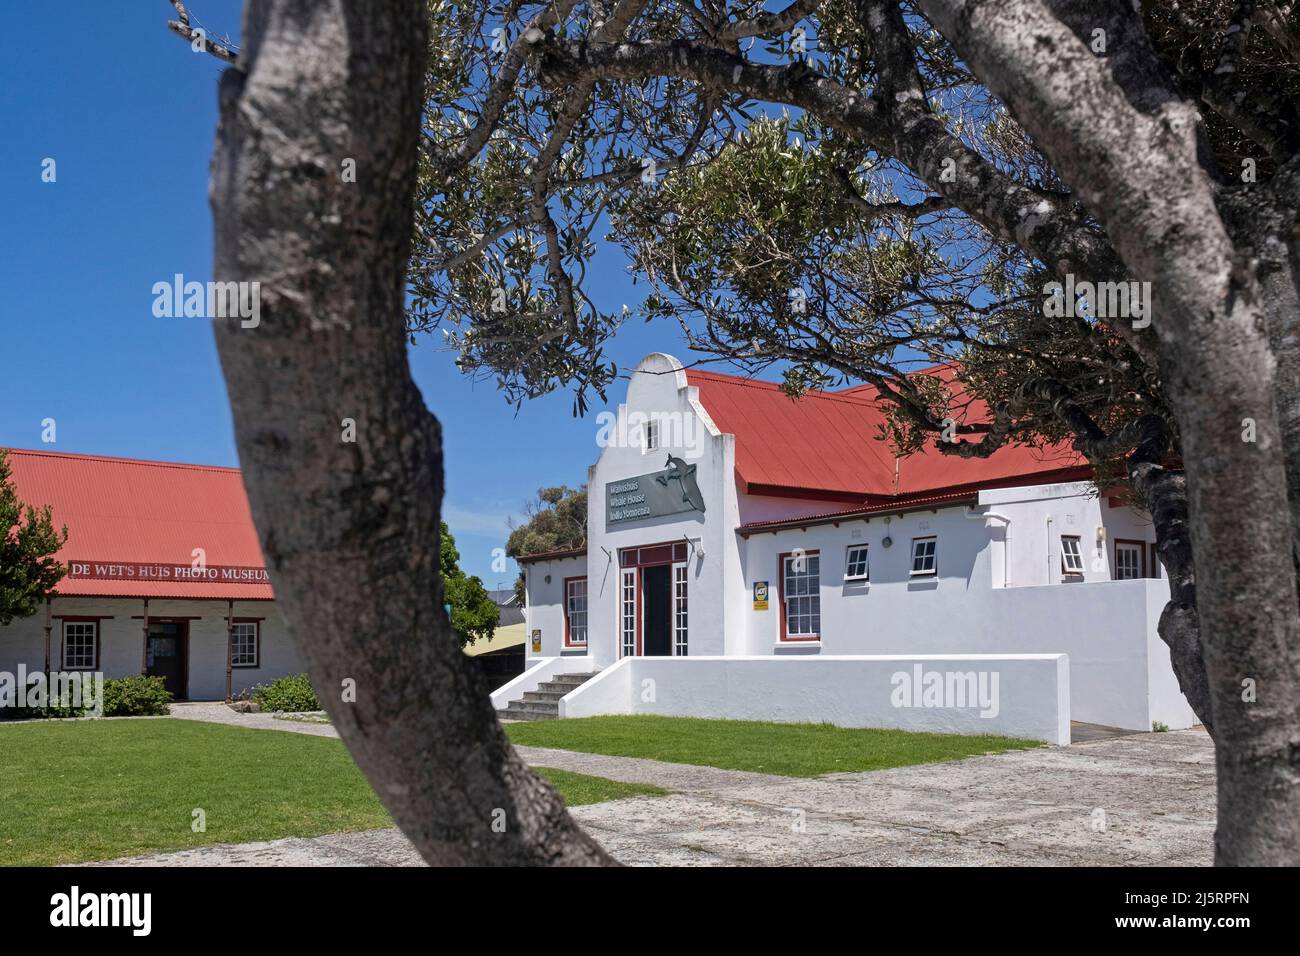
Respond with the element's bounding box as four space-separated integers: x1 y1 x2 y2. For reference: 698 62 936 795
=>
168 701 341 738
88 724 1215 867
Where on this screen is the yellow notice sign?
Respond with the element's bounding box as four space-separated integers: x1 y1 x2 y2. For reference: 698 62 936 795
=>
753 581 769 610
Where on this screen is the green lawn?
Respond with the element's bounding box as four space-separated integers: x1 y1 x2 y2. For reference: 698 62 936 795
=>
507 715 1042 777
0 719 663 866
533 766 666 804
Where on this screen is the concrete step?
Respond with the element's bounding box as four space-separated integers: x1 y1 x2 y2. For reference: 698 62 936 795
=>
535 680 588 695
502 699 559 718
497 708 556 721
497 671 599 722
548 672 596 686
523 689 566 702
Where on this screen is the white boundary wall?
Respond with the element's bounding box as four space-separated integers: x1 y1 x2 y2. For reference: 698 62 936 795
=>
560 654 1071 744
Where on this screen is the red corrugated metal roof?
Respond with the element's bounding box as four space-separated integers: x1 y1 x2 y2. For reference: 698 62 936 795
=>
3 448 273 601
515 546 587 564
686 366 1086 500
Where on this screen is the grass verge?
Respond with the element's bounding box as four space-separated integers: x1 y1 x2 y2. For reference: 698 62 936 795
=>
507 714 1042 777
0 719 665 865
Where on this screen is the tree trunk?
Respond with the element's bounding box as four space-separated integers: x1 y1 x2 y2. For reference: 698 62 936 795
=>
918 0 1300 864
208 0 611 865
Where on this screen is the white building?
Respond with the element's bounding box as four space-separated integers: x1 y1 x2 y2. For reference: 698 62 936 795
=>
501 354 1196 743
0 449 301 703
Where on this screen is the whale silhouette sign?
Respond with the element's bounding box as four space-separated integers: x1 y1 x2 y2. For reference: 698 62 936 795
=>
605 458 706 526
655 455 706 512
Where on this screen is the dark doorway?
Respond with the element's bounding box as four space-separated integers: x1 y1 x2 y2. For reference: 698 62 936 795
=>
642 564 672 656
146 621 188 700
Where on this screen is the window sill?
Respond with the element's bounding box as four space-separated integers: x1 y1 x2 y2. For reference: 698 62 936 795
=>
843 576 870 585
776 640 821 649
561 648 589 655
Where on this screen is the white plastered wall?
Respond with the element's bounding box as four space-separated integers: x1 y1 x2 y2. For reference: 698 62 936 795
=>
0 597 299 701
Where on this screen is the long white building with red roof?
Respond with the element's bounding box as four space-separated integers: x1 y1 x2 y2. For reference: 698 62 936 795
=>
505 353 1196 741
0 449 298 702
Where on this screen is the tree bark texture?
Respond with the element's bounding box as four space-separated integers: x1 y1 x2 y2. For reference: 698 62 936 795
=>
918 0 1300 866
209 0 611 865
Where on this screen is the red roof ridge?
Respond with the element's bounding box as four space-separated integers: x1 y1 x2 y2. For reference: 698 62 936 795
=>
2 447 242 475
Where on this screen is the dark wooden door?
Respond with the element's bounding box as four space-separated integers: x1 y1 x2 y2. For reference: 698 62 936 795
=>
146 622 187 699
642 564 672 656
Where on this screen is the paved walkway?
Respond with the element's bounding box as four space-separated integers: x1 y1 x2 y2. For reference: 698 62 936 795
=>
102 708 1215 867
169 701 340 738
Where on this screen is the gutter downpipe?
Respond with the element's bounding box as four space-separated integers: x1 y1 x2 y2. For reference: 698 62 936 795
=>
965 506 1013 589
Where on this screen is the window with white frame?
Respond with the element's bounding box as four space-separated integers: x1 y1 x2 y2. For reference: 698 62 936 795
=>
643 418 660 453
782 551 820 638
63 621 97 670
1060 535 1084 574
620 567 637 657
230 621 259 667
1115 542 1143 580
565 578 588 646
910 536 937 575
674 564 688 656
844 544 869 581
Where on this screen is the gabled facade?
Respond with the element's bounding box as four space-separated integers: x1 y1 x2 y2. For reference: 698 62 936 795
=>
512 353 1196 737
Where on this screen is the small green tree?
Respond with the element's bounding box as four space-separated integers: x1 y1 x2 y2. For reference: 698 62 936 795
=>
0 450 67 627
505 486 588 604
441 521 499 647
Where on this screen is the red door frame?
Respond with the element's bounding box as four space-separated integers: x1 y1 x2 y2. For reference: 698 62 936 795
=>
619 541 689 657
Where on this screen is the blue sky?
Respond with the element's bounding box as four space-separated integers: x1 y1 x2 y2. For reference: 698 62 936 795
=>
0 1 722 586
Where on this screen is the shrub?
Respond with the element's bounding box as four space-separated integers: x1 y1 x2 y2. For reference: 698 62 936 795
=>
1 676 96 720
0 701 86 721
250 673 320 712
102 675 173 717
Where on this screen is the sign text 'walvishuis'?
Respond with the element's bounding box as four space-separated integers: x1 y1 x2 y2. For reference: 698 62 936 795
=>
606 456 706 526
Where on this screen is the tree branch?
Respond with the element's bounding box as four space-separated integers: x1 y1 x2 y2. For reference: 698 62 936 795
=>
167 0 239 65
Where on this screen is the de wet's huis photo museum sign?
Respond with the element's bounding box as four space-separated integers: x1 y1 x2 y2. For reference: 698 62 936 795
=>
606 457 706 525
66 561 270 584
